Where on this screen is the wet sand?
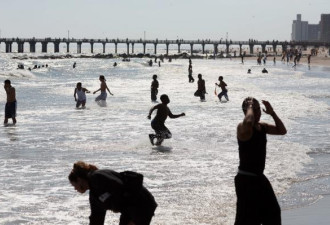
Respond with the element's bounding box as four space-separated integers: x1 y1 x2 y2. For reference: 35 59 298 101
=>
244 55 330 67
282 195 330 225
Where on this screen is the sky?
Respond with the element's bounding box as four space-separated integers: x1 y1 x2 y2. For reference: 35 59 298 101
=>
0 0 329 41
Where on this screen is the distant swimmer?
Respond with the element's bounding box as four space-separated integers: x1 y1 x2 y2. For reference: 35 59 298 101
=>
215 76 229 102
158 61 161 67
235 97 287 224
194 74 206 101
74 82 90 108
247 69 251 74
151 74 159 102
148 60 153 67
262 68 268 74
68 161 157 225
93 75 113 101
4 80 17 125
147 94 185 146
73 62 76 69
308 54 312 65
113 62 117 67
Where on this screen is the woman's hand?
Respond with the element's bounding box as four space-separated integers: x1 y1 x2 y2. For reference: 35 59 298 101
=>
262 100 274 115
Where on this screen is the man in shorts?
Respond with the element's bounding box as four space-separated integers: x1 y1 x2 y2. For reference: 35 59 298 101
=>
147 94 185 146
93 75 113 101
4 80 17 125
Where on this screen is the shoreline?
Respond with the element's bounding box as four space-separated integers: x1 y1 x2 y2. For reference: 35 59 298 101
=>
9 52 330 67
282 195 330 225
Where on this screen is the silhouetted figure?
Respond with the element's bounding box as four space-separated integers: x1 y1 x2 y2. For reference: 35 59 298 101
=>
113 62 117 67
188 63 194 83
148 94 185 146
308 54 312 65
215 76 229 102
235 97 286 225
69 161 157 225
151 74 159 102
148 60 153 67
17 64 24 70
73 62 76 69
262 68 268 73
4 80 17 125
247 69 251 74
194 74 206 101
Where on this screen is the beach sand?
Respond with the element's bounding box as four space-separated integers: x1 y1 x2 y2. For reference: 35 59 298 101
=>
282 195 330 225
243 55 330 67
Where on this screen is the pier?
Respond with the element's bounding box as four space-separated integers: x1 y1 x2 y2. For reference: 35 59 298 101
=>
0 37 329 56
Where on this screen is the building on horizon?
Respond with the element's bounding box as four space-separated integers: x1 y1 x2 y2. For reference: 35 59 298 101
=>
292 14 309 41
320 14 330 42
308 24 320 41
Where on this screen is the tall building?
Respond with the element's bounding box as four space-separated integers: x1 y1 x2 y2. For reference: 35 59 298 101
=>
308 24 320 41
292 14 309 41
320 14 330 42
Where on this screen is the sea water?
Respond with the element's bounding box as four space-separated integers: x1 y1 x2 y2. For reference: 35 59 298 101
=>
0 50 329 224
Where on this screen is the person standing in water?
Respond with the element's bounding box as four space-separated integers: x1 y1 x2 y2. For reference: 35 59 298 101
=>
74 82 90 108
235 97 287 225
215 76 229 102
188 63 194 83
4 80 17 125
93 75 113 101
194 74 206 101
68 161 157 225
151 74 159 102
147 94 185 146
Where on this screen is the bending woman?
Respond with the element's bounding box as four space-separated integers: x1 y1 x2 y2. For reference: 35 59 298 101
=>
69 161 157 225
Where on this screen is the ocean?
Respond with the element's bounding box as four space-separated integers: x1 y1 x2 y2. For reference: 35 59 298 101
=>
0 47 329 224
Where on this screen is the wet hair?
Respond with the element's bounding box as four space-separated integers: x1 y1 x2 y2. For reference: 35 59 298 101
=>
241 97 259 114
76 82 82 87
68 161 98 182
4 80 11 85
99 75 106 81
152 74 157 79
160 94 169 102
219 76 223 80
198 74 202 78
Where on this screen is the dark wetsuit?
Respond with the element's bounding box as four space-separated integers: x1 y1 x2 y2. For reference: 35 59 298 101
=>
235 125 281 225
88 170 157 225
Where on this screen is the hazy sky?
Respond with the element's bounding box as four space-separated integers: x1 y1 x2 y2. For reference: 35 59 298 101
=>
0 0 329 41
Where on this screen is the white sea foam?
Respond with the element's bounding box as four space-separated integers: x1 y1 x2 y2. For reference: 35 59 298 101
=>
0 56 329 224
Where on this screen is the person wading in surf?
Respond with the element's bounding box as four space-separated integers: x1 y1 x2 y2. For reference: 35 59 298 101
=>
147 94 185 146
235 97 287 225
